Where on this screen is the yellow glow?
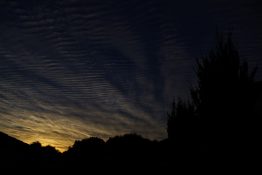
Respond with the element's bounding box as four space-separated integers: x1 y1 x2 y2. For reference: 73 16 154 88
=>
23 137 71 152
0 108 166 153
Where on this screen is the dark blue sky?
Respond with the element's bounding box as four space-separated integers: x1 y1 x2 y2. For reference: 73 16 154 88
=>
0 0 261 151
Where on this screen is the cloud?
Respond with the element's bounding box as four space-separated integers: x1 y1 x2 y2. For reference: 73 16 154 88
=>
0 0 261 151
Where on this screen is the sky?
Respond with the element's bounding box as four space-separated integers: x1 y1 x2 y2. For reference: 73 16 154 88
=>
0 0 261 152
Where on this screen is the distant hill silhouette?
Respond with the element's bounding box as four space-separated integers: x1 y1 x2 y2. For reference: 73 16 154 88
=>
0 132 29 166
0 132 61 170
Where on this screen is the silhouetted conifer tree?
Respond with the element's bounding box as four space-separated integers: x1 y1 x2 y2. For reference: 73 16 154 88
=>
192 34 256 153
168 33 257 157
167 99 196 153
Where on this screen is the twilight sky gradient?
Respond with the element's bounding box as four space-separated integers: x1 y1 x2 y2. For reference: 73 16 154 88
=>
0 0 262 151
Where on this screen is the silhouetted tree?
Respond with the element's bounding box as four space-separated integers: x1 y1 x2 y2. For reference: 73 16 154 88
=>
167 34 257 158
167 99 195 143
190 33 257 155
30 141 42 151
105 133 158 169
63 137 106 167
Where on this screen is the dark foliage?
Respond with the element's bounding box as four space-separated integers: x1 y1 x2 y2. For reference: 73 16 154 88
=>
192 34 257 156
167 34 258 166
167 99 197 153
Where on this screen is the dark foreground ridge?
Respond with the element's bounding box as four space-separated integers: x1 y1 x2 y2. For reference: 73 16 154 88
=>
0 130 257 173
0 131 213 172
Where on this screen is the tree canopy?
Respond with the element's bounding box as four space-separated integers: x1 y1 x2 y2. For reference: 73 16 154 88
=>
167 34 257 155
